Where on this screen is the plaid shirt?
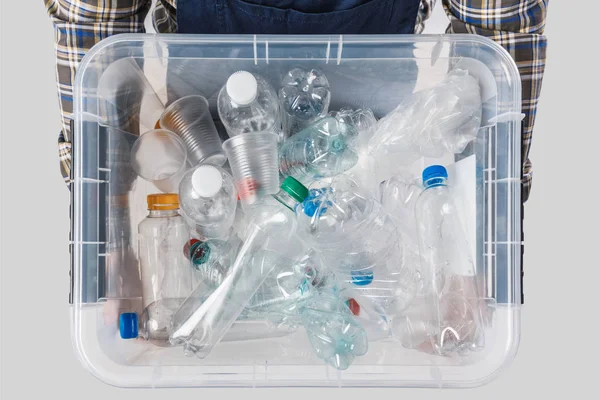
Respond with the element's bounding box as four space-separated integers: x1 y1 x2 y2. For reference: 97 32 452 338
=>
45 0 547 201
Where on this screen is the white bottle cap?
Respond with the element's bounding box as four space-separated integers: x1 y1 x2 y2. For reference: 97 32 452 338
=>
192 165 223 198
226 71 258 106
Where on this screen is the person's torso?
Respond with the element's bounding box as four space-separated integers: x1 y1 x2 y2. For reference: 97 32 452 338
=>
176 0 421 35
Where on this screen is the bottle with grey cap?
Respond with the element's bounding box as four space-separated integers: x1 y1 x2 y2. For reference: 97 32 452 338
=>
217 71 282 140
179 164 238 240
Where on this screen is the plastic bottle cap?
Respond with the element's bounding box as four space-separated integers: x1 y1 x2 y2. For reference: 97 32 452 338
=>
192 165 223 198
147 193 179 210
119 313 139 339
226 71 258 106
280 176 309 203
422 165 448 187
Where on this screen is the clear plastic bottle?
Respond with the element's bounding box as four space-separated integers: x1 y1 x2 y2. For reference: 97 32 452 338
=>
414 165 485 356
169 177 310 358
279 68 331 137
279 117 359 184
217 71 281 139
295 175 418 317
179 164 238 239
119 194 193 345
186 236 242 288
300 292 368 370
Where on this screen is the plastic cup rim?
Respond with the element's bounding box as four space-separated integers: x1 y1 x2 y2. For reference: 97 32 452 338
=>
160 94 210 129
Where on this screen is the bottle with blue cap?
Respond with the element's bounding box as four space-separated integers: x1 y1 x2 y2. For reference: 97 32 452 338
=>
412 165 486 356
168 177 310 358
119 193 194 345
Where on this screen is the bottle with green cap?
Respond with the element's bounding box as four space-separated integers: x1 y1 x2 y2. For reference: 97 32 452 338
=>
169 177 310 358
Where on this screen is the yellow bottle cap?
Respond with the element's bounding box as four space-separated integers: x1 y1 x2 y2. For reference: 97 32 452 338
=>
147 193 179 210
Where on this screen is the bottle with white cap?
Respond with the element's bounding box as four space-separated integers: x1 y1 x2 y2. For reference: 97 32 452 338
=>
217 71 281 140
179 164 238 240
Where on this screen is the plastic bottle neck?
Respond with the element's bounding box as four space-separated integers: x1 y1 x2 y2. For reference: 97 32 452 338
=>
148 209 179 218
423 177 448 189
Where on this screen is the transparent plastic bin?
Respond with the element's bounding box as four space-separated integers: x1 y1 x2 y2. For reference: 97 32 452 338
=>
70 34 522 388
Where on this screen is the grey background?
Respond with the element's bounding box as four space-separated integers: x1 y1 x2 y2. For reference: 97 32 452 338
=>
1 0 599 398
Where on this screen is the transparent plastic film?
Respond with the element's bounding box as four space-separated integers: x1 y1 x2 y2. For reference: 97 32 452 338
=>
367 69 483 178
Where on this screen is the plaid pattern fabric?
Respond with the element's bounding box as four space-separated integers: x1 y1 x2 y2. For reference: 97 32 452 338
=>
46 0 547 201
442 0 548 201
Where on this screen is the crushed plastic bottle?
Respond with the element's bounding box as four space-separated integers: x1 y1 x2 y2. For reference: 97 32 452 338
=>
185 236 243 288
119 194 193 345
300 292 368 370
217 71 282 139
169 177 310 358
328 108 377 151
295 175 418 317
244 251 316 327
279 68 330 137
279 117 359 184
413 165 485 356
179 164 238 239
367 69 482 176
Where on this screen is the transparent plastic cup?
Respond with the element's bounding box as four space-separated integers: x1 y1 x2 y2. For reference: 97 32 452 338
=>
160 95 227 166
222 132 280 207
130 129 188 193
98 58 166 134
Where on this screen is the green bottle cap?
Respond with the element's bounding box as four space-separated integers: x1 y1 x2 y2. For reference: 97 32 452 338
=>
280 176 309 203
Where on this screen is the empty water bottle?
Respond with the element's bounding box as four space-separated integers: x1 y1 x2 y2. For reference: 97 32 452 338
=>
295 175 418 317
301 292 368 370
217 71 281 139
179 164 238 239
279 117 359 184
169 177 310 358
119 194 193 345
279 68 330 137
413 165 485 356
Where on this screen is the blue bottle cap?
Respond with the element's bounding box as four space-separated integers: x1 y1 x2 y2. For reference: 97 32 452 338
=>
351 270 374 286
422 165 448 188
119 312 139 339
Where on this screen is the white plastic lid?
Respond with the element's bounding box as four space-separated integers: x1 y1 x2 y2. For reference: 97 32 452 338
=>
226 71 258 106
192 165 223 198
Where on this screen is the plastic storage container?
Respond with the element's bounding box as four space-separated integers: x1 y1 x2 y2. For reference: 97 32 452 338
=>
70 34 522 388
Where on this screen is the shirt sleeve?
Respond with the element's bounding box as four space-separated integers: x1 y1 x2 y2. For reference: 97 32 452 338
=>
442 0 548 202
44 0 152 183
415 0 437 34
